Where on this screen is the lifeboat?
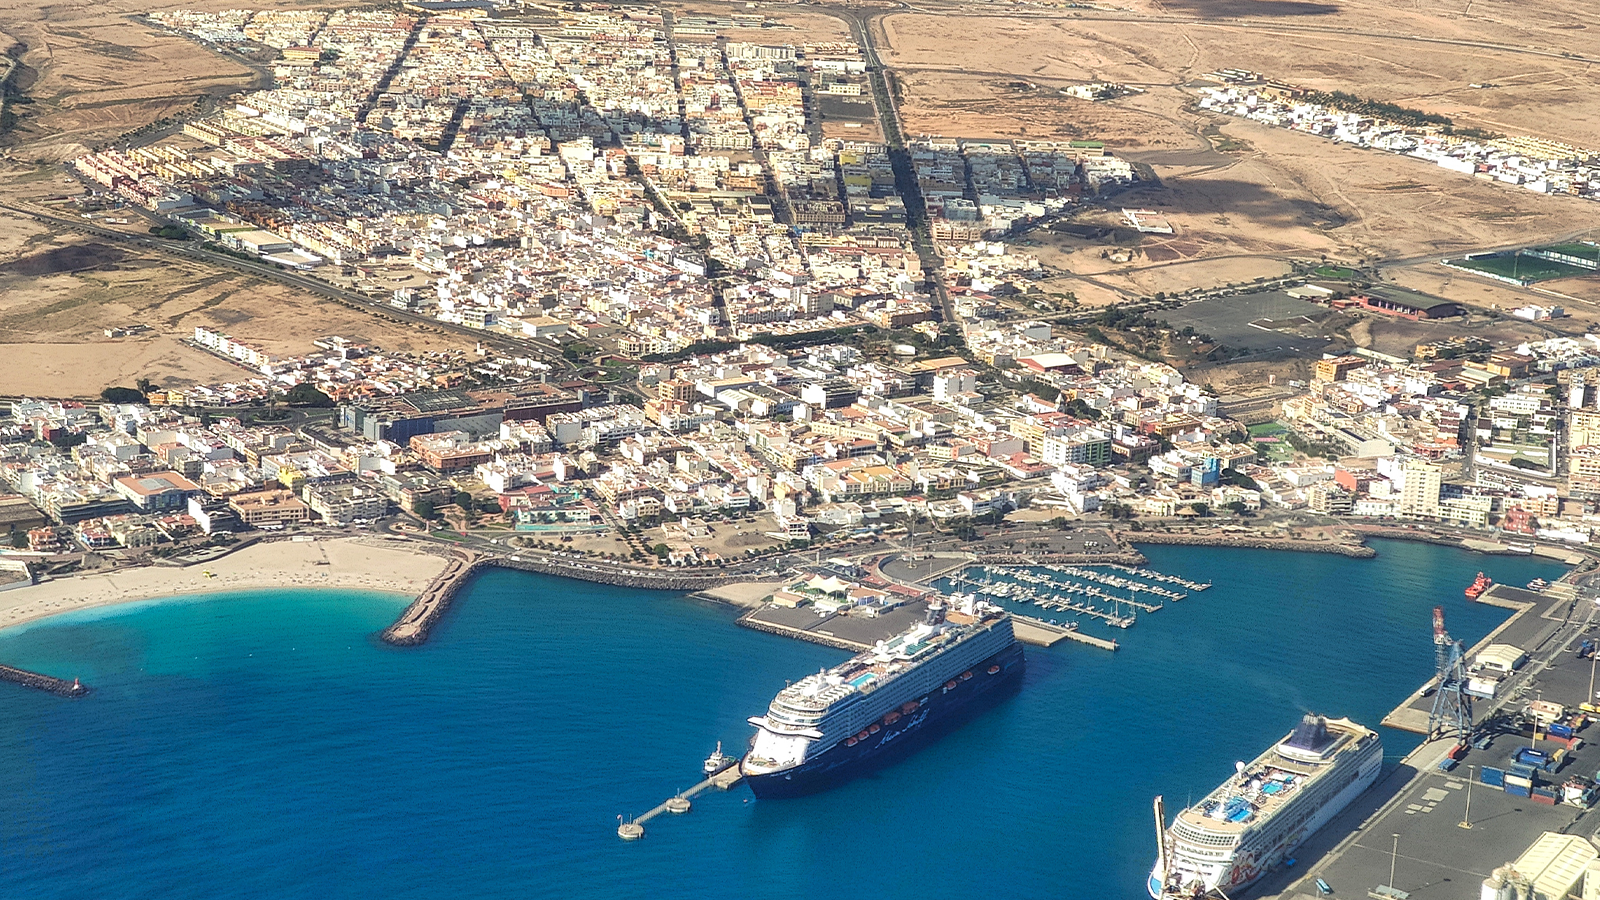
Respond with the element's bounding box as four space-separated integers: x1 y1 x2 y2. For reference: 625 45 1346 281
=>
960 671 973 681
868 724 880 734
884 711 901 725
987 665 1001 675
857 731 870 741
846 737 858 747
901 701 920 714
944 680 957 691
1465 572 1493 600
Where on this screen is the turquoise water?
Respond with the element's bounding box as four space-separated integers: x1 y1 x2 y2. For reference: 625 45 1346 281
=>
0 541 1567 899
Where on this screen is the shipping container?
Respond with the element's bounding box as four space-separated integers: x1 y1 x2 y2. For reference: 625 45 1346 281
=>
1510 763 1539 781
1438 757 1458 772
1550 723 1575 739
1505 775 1534 789
1481 766 1506 786
1506 784 1533 798
1533 786 1559 798
1532 792 1557 805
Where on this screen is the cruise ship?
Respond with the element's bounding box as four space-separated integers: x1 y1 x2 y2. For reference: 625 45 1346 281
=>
1149 715 1382 899
740 594 1023 798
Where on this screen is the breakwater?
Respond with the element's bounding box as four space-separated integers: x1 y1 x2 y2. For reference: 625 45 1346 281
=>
380 549 739 647
379 550 488 646
1127 532 1377 558
0 664 88 698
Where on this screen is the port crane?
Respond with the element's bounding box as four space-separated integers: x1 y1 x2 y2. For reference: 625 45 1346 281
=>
1428 606 1473 741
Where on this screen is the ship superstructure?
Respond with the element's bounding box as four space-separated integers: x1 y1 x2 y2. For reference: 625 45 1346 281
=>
741 594 1023 798
1149 715 1382 899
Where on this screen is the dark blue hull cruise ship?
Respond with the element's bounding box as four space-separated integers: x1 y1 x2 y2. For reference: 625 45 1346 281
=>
741 596 1023 799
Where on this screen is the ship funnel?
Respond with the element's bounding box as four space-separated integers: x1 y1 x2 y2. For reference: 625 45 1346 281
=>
925 601 946 626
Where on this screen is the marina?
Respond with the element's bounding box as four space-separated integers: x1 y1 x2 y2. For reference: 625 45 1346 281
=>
939 561 1212 632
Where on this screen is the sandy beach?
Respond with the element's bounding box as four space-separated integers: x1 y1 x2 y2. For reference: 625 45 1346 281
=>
0 537 448 634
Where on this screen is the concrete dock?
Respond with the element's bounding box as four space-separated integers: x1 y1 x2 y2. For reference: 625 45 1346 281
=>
0 664 88 698
619 764 745 840
1260 568 1600 900
1012 615 1118 651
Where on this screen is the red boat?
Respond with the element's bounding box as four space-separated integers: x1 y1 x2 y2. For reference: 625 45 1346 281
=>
1465 572 1492 600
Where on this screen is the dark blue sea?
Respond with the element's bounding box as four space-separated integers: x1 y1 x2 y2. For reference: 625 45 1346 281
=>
0 540 1567 899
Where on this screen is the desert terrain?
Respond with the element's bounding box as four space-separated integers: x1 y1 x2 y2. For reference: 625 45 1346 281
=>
875 0 1600 301
0 212 474 398
0 0 474 398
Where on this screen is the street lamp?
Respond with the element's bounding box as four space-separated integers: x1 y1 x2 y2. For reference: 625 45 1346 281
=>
1388 833 1400 891
1459 766 1474 829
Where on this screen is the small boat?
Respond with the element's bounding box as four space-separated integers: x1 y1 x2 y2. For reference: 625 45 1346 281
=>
1527 578 1550 590
1465 572 1492 600
704 741 732 775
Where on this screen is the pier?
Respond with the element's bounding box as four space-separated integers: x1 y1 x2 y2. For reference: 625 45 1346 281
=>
1013 615 1117 651
0 664 89 698
619 765 745 840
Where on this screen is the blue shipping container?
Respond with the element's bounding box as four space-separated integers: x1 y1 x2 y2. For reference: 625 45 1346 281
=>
1551 723 1575 739
1506 784 1533 798
1481 767 1505 786
1510 763 1539 781
1438 758 1458 772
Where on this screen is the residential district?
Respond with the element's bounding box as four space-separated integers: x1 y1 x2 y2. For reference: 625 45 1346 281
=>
10 307 1600 567
7 4 1600 574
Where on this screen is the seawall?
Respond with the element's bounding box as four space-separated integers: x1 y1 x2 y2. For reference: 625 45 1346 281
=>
379 549 739 647
1126 532 1377 558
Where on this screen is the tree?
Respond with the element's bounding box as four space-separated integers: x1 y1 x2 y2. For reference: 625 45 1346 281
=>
135 377 158 394
413 500 437 520
652 543 671 558
285 382 333 407
476 497 502 514
454 491 474 510
1189 502 1210 517
100 386 145 404
1224 501 1247 515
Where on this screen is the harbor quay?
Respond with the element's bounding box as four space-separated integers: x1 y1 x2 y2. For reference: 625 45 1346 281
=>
1260 571 1600 900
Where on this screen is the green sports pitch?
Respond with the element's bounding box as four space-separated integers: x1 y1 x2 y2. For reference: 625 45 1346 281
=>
1447 253 1596 283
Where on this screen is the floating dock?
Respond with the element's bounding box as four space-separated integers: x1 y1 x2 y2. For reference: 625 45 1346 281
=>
0 664 89 698
619 764 744 840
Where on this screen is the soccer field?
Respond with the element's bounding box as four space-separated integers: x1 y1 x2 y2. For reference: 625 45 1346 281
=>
1448 253 1596 283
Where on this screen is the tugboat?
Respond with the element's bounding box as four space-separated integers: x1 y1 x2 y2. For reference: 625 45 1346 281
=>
704 741 733 776
1465 572 1493 600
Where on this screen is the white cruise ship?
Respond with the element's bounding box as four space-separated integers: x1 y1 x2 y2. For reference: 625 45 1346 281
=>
741 594 1023 798
1149 715 1382 899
